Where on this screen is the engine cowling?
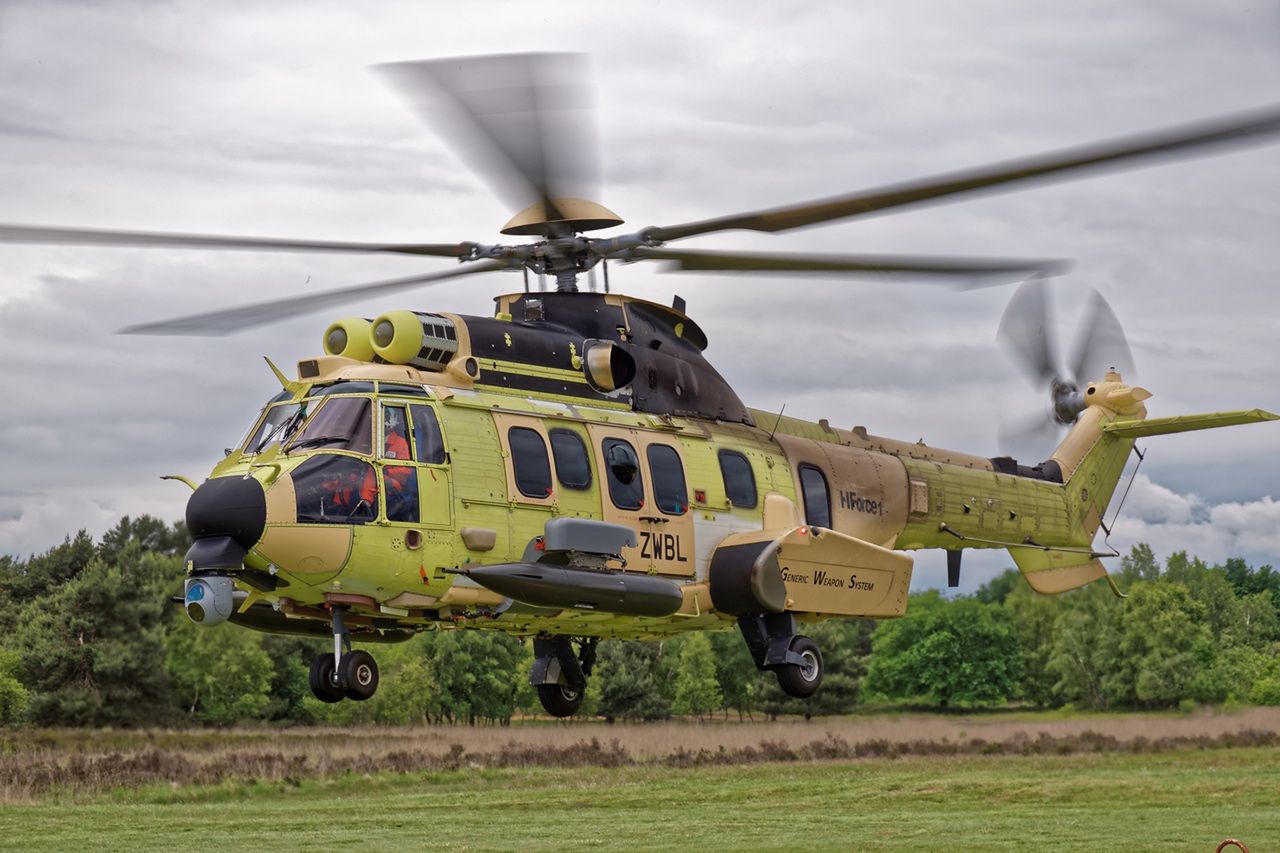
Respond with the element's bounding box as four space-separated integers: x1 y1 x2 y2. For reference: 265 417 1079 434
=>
370 310 459 371
322 317 376 361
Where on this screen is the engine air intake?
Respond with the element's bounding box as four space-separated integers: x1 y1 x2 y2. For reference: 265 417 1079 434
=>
322 317 376 361
370 310 459 371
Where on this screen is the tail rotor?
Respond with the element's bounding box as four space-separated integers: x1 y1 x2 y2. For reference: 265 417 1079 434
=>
996 278 1135 457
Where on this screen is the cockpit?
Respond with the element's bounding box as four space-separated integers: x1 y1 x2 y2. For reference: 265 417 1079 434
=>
235 380 446 526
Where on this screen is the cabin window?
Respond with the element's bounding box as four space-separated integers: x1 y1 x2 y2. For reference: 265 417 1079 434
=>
409 405 446 464
602 438 644 510
289 397 372 455
799 464 831 529
292 454 377 525
509 427 553 498
647 444 688 515
550 428 592 490
718 450 757 509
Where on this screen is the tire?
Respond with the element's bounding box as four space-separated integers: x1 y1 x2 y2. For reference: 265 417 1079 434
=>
341 650 379 701
537 683 584 717
308 653 345 703
775 635 823 699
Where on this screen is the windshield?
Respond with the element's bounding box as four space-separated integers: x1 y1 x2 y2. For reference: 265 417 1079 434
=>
288 396 373 455
244 400 307 454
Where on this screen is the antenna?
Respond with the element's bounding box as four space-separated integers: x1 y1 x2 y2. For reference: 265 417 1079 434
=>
767 403 787 441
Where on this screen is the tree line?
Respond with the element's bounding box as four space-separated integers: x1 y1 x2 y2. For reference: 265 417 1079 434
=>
1 517 1278 727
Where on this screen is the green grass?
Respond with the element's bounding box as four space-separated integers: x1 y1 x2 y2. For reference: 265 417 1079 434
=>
2 748 1276 852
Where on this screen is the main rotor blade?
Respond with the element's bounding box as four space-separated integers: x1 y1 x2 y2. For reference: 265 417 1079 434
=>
647 103 1280 242
375 53 599 225
0 224 475 258
119 260 507 336
998 277 1062 388
634 247 1071 284
1069 289 1135 384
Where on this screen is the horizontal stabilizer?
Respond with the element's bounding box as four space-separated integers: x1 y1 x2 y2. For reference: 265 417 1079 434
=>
1010 548 1107 594
1101 409 1278 438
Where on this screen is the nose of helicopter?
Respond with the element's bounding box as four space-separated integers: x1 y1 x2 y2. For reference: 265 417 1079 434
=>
183 475 267 570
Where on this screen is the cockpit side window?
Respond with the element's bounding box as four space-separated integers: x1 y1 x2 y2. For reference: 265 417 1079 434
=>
409 405 446 464
289 397 372 455
382 405 411 460
292 454 377 525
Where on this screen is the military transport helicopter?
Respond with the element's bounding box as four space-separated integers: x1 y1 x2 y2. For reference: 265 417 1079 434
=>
3 53 1278 716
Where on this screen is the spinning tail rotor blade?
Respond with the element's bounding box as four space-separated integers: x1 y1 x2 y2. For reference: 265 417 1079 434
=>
1069 289 1136 383
375 53 600 225
997 277 1062 387
646 103 1280 243
119 260 507 336
998 409 1063 459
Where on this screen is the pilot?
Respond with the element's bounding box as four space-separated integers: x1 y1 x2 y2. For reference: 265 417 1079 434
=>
325 466 370 518
360 408 414 518
383 409 411 460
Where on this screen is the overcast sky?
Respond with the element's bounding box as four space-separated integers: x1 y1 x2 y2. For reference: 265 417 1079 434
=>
1 0 1277 592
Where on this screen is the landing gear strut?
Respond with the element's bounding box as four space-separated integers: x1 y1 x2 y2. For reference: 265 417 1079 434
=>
738 612 824 699
308 605 380 703
530 635 597 717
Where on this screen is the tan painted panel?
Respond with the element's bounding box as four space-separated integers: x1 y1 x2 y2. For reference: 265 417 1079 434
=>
1021 559 1107 594
586 423 696 578
257 524 353 581
774 433 910 548
264 474 297 525
775 527 914 618
763 493 802 530
1011 547 1109 593
491 411 557 507
636 433 696 578
676 581 713 617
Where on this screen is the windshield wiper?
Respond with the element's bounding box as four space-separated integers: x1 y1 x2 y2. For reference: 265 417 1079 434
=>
288 435 349 452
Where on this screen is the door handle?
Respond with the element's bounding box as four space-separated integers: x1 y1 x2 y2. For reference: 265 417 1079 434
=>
638 516 669 524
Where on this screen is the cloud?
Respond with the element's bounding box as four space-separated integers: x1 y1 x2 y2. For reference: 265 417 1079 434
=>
1106 478 1280 568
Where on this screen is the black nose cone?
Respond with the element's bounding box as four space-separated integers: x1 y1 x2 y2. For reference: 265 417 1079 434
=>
185 476 267 569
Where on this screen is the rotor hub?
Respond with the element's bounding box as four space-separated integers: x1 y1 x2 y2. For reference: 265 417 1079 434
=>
500 198 624 237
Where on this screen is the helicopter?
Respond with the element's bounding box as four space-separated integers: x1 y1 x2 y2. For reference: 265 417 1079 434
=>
2 54 1278 716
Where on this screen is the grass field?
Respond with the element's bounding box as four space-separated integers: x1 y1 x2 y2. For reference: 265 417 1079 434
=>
3 750 1276 851
2 710 1278 851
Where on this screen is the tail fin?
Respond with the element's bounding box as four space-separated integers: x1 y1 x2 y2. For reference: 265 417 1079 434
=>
1010 406 1277 594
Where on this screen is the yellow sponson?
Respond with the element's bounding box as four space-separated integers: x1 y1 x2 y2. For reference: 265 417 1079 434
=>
322 317 375 361
371 310 458 370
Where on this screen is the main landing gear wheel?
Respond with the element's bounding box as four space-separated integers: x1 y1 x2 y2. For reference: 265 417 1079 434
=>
775 636 824 699
308 653 345 703
341 650 379 701
537 683 584 718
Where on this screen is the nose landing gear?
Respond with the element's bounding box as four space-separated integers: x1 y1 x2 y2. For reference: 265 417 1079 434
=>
307 606 381 703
